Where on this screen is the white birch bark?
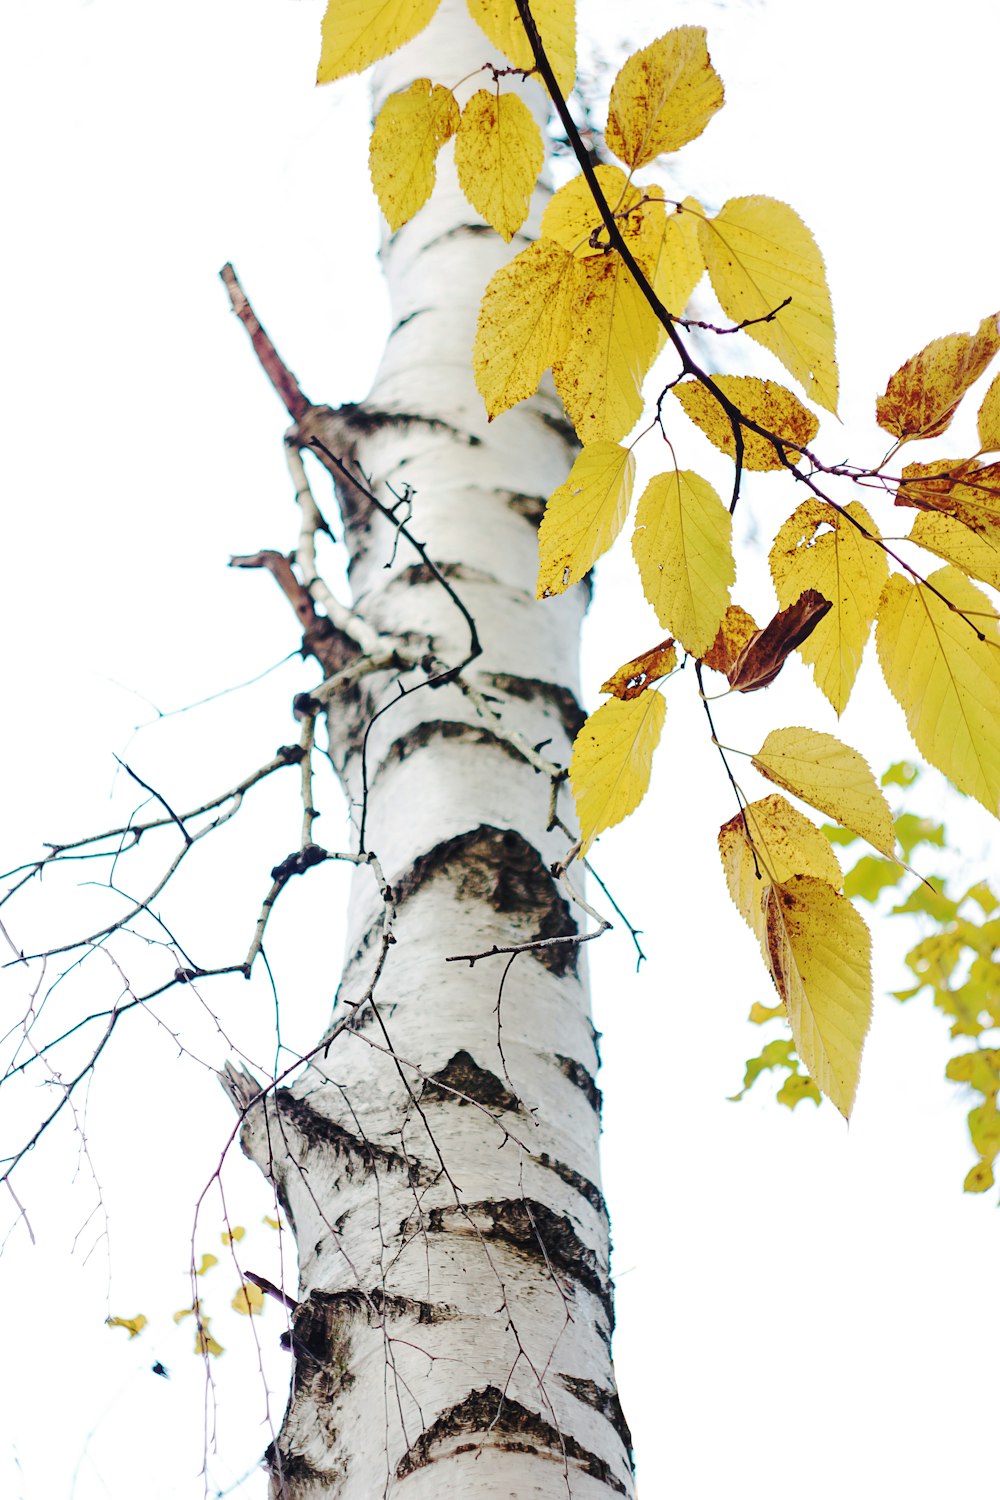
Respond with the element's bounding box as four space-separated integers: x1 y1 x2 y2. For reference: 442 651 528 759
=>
231 5 634 1495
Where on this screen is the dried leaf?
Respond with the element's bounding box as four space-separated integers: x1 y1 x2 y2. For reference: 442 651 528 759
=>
702 604 759 675
601 639 677 699
876 313 1000 443
727 590 831 693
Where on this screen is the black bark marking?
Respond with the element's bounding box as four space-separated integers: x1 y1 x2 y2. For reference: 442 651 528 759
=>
484 672 587 742
421 1050 523 1113
559 1376 634 1466
395 1384 627 1493
534 1152 607 1219
556 1055 602 1115
374 720 526 781
506 490 547 526
393 825 578 975
409 1197 612 1326
275 1090 428 1184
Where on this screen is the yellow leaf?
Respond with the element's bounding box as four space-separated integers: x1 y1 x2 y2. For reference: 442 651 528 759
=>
776 1072 821 1110
672 375 818 472
763 874 872 1118
601 638 677 699
570 692 665 855
651 198 705 323
454 90 544 241
107 1314 147 1339
748 1001 785 1024
221 1226 246 1245
875 567 1000 816
752 727 897 859
473 238 579 420
369 80 459 231
702 604 759 676
719 793 842 953
632 469 734 656
769 499 888 713
232 1281 266 1317
536 441 636 596
318 0 441 82
541 165 661 262
196 1253 218 1277
553 253 662 441
896 458 1000 545
876 313 1000 443
978 371 1000 453
698 196 838 413
605 26 724 169
173 1307 195 1324
876 566 1000 814
263 1216 281 1230
465 0 576 94
909 511 1000 591
194 1320 224 1358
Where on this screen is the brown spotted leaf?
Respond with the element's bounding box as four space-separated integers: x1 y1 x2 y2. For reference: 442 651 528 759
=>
876 313 1000 444
728 590 831 693
702 604 759 675
895 458 1000 544
601 639 677 699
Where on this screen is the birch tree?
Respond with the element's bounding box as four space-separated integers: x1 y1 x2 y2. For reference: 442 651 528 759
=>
3 1 1000 1496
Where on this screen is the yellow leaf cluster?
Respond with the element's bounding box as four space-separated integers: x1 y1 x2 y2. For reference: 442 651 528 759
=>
769 499 888 713
876 567 1000 816
536 441 636 596
369 80 459 231
570 692 665 855
318 0 441 82
454 90 544 242
632 469 734 656
876 313 1000 443
673 375 818 471
719 795 871 1117
604 26 724 168
698 196 838 412
465 0 576 94
752 727 896 858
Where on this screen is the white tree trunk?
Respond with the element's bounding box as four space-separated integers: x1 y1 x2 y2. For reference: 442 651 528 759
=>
235 5 633 1495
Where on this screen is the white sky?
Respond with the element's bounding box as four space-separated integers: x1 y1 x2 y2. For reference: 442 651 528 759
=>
1 1 999 1496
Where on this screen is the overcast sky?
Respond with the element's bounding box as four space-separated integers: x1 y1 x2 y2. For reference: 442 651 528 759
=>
2 1 999 1496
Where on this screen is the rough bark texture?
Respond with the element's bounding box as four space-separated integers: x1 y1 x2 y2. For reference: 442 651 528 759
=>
236 6 633 1495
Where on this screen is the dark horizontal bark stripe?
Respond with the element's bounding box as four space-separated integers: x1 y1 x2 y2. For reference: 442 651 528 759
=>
482 671 586 742
557 1055 602 1115
392 824 578 975
559 1376 634 1466
275 1090 429 1184
421 1050 523 1113
395 1384 627 1494
534 1151 606 1219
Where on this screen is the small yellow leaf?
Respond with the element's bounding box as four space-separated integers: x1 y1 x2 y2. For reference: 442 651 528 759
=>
465 0 576 94
369 80 459 231
194 1320 224 1358
473 238 579 420
978 371 1000 453
232 1281 266 1317
776 1070 821 1110
672 375 818 472
196 1253 218 1277
698 196 838 412
909 511 1000 591
632 469 734 656
107 1314 147 1339
752 727 897 859
221 1226 246 1246
876 313 1000 443
536 441 635 596
570 692 666 855
318 0 441 82
748 1000 785 1024
601 639 677 699
605 26 724 168
702 604 759 676
454 90 544 242
876 566 1000 815
263 1216 281 1230
769 499 889 714
173 1307 195 1324
553 252 661 441
763 874 872 1118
